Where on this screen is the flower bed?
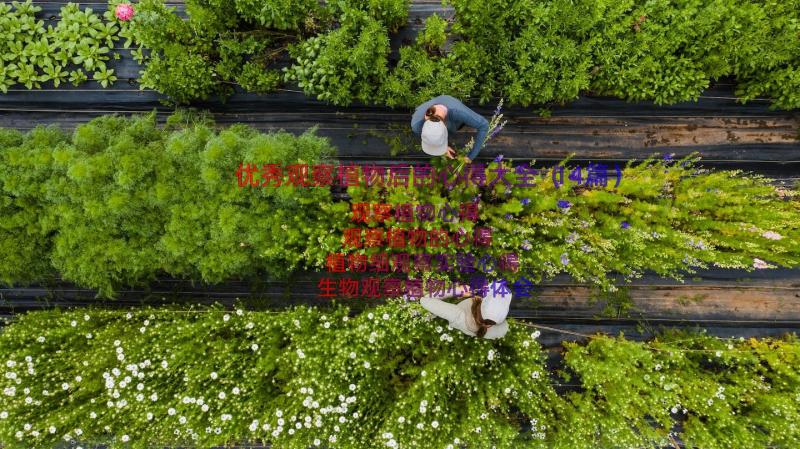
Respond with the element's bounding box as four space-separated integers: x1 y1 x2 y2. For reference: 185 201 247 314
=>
109 0 800 109
0 301 797 448
1 112 798 296
4 0 798 109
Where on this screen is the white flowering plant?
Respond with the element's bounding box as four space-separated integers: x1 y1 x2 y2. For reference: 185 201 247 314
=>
0 304 797 448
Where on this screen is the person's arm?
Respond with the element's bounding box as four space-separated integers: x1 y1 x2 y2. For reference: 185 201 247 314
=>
466 113 490 161
448 101 489 161
484 321 509 339
419 293 465 324
411 114 425 136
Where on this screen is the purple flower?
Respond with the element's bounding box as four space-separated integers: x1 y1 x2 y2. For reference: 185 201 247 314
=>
566 232 578 244
557 200 571 209
504 213 513 220
521 198 530 206
489 124 505 140
621 221 630 229
663 153 675 162
472 195 481 203
493 102 502 116
494 154 504 163
521 240 532 250
560 253 569 266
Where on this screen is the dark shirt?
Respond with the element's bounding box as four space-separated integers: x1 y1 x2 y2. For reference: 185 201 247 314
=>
410 95 490 160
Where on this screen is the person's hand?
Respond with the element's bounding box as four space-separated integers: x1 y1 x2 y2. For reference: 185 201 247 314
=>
444 146 456 159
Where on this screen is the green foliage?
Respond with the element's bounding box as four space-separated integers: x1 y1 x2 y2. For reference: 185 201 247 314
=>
588 0 729 104
1 115 800 296
0 112 338 296
47 113 168 297
138 49 220 104
0 303 797 448
0 0 122 92
0 126 68 284
118 0 800 109
236 61 282 93
379 41 493 108
124 0 409 104
284 9 390 105
731 0 800 110
125 0 322 104
418 13 447 53
232 0 321 30
344 154 800 292
558 331 800 449
332 0 410 32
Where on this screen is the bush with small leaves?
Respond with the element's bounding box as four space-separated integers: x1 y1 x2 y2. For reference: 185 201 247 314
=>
333 0 410 32
284 9 390 105
418 13 448 53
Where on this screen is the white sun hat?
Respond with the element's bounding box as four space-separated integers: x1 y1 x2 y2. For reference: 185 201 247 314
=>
480 280 512 323
420 120 448 156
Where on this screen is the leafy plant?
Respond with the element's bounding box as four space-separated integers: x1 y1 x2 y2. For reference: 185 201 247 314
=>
418 13 448 53
0 112 340 296
333 0 410 32
379 41 494 108
284 8 390 105
0 0 122 92
232 0 321 30
1 114 800 296
0 303 797 448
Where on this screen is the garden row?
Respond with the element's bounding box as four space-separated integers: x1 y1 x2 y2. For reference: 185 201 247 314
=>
3 0 799 109
1 111 799 298
0 301 797 449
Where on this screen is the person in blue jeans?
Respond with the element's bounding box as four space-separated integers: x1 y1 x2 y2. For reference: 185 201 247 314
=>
410 95 490 164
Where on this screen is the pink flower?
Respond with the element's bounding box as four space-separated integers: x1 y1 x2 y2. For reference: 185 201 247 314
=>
753 258 769 269
761 231 783 241
115 3 135 21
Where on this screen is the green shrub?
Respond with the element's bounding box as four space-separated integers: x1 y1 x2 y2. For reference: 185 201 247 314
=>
379 41 493 107
0 126 67 284
0 303 797 448
125 0 321 104
284 9 391 105
120 0 799 109
418 13 447 52
124 0 408 104
0 113 341 295
732 0 800 110
588 0 733 105
344 155 800 292
334 0 410 32
47 113 169 297
156 122 339 283
1 114 799 296
231 0 321 30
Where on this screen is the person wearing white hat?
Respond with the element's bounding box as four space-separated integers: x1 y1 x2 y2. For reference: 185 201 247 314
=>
416 280 511 339
410 95 490 163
